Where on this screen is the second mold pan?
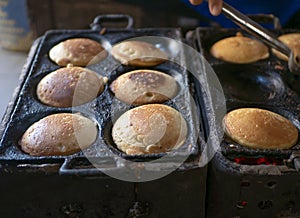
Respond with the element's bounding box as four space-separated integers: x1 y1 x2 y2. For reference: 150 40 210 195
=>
212 64 285 103
194 27 300 159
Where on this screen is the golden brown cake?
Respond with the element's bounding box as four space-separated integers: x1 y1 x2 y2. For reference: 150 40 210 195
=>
210 33 269 64
110 69 178 105
112 104 188 155
111 40 168 67
223 108 298 149
49 38 107 66
37 65 106 108
19 113 98 156
272 33 300 61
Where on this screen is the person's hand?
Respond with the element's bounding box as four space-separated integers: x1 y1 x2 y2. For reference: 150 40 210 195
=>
189 0 223 16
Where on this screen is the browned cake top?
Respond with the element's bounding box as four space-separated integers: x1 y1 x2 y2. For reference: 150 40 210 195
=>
111 40 168 67
112 104 188 155
49 38 107 66
37 65 106 107
272 33 300 61
223 108 298 149
110 69 178 105
210 32 269 63
19 113 98 156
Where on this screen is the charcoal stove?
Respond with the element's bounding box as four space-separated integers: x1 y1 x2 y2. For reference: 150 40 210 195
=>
0 15 208 217
186 16 300 217
1 12 300 218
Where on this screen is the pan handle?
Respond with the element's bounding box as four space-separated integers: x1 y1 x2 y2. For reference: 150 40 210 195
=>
90 14 134 31
59 157 120 177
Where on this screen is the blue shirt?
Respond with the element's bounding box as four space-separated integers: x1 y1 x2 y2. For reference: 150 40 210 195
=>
183 0 300 27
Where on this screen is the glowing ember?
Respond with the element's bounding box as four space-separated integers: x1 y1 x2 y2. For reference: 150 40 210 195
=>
233 157 283 165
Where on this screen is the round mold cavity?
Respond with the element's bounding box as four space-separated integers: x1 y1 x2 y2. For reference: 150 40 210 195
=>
11 110 100 156
30 67 107 108
48 36 111 66
107 64 184 106
154 38 181 59
213 64 284 102
223 106 300 149
102 102 187 161
119 37 182 60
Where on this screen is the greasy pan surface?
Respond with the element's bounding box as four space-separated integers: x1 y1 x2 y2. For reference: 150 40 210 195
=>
0 28 202 166
195 27 300 159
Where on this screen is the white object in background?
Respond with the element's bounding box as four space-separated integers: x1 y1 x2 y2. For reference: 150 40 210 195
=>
0 48 27 120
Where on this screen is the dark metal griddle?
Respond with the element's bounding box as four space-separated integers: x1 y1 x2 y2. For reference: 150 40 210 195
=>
191 25 300 218
0 15 208 218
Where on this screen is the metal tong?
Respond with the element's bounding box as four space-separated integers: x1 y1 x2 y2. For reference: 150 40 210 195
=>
221 1 300 75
